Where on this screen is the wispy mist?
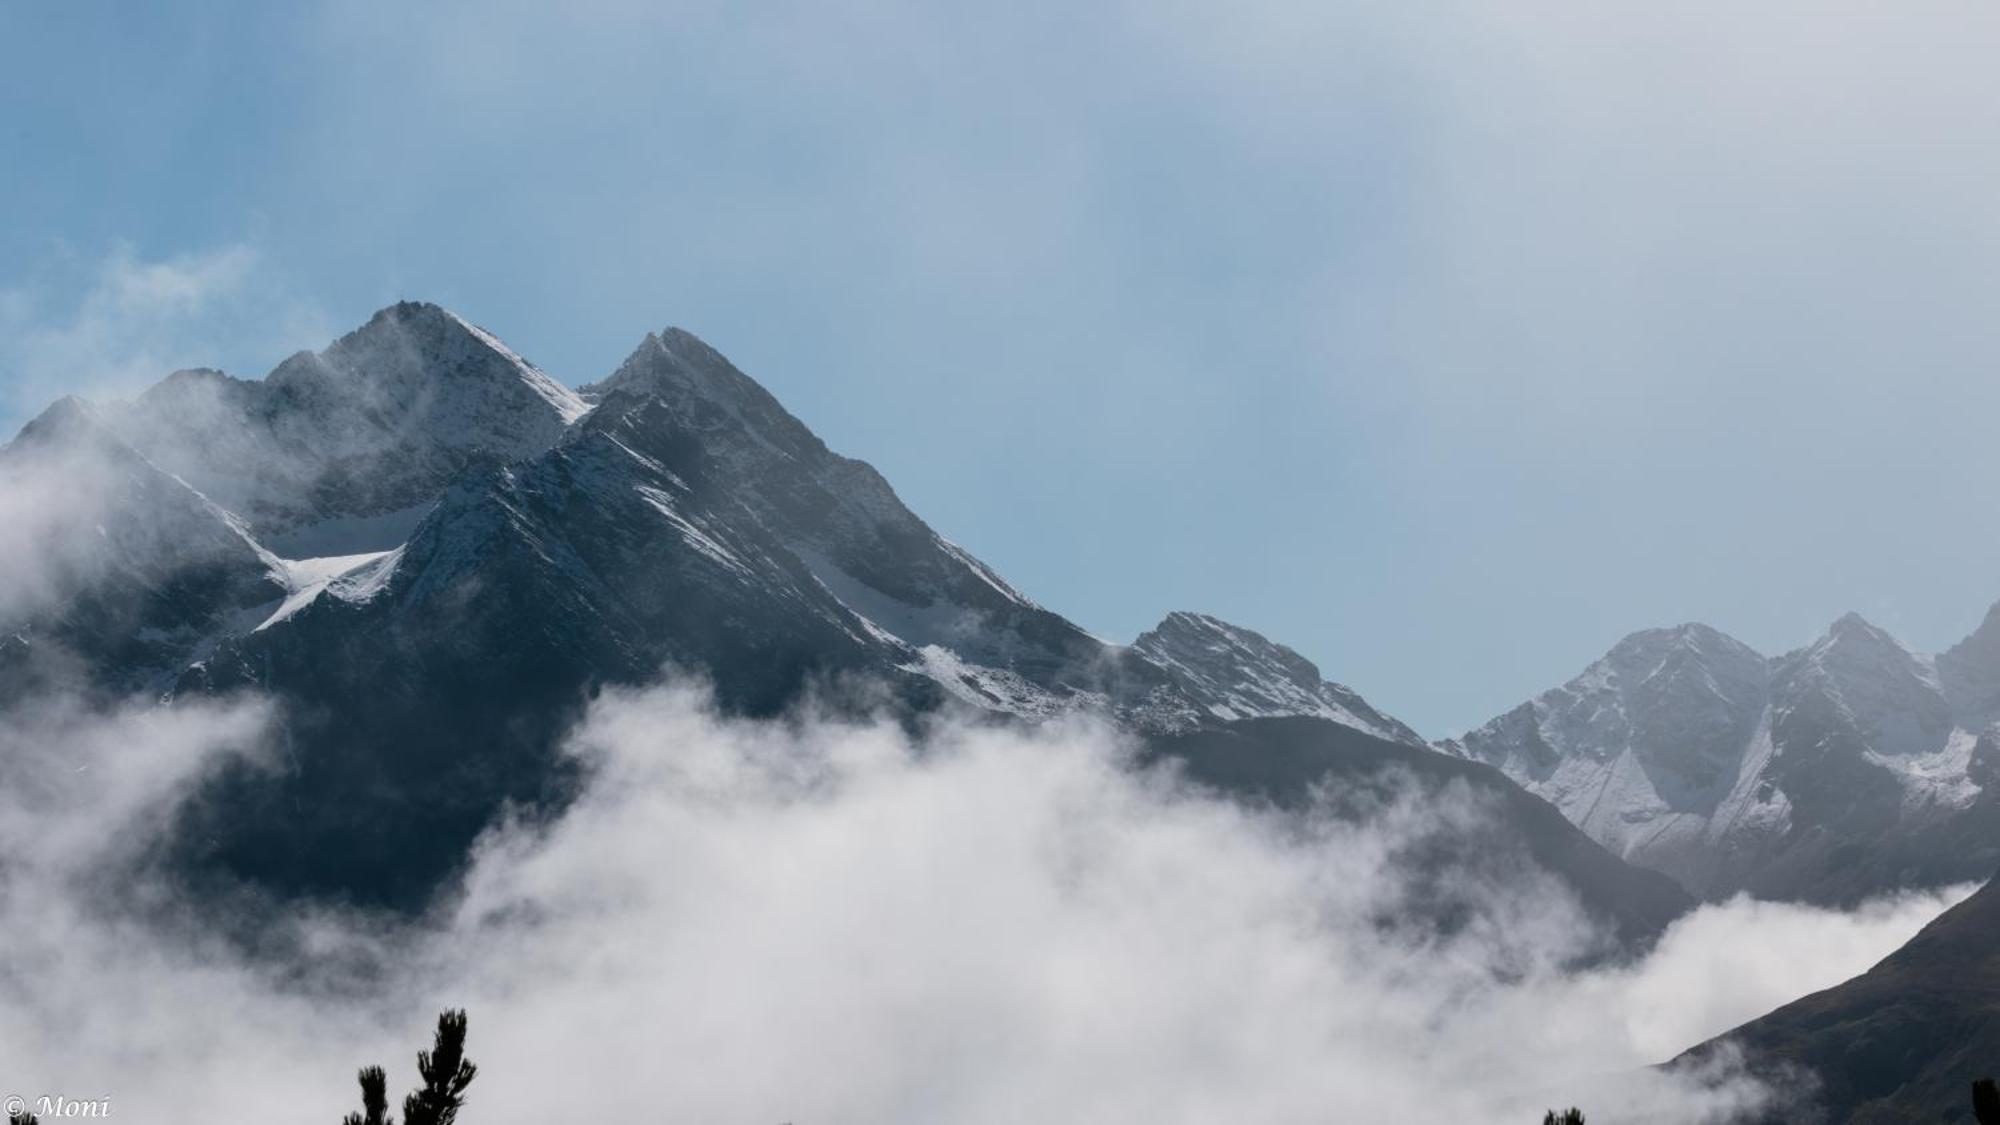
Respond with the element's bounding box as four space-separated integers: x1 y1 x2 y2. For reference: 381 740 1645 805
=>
0 682 1967 1122
0 243 328 423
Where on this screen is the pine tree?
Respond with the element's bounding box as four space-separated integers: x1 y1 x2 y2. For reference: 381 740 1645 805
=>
341 1066 391 1125
1974 1077 2000 1124
1542 1110 1585 1125
340 1009 478 1125
403 1010 478 1125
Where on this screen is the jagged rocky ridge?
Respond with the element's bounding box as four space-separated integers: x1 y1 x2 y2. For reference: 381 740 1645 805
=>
0 302 1693 944
1448 612 2000 904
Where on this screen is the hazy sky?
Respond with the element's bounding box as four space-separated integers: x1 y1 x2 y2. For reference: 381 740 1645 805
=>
5 1 2000 735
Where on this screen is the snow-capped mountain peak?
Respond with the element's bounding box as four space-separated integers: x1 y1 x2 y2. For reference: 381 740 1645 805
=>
581 327 824 463
1456 603 2000 902
1493 622 1768 761
570 329 1092 681
1131 611 1425 745
100 302 591 555
260 300 589 431
1807 611 1921 665
1772 611 1951 762
586 326 744 396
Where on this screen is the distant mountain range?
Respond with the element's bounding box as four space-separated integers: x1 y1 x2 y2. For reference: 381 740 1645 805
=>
1448 612 2000 906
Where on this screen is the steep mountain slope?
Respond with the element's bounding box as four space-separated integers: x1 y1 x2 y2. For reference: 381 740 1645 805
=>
577 328 1147 701
1678 875 2000 1123
1451 614 2000 903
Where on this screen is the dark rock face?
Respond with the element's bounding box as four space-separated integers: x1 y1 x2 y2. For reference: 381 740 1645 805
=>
578 330 1112 686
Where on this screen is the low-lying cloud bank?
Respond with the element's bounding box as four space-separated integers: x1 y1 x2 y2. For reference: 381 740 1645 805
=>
0 684 1972 1123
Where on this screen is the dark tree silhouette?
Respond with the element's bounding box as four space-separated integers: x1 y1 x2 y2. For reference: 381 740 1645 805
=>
342 1066 391 1125
403 1010 478 1125
1542 1110 1585 1125
9 1112 40 1125
1975 1077 2000 1124
341 1009 478 1125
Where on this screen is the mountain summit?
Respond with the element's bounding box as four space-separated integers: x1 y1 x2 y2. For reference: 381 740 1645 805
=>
1452 609 2000 903
1133 612 1423 744
104 301 589 554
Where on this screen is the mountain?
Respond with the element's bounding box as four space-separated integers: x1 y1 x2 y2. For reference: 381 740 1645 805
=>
1449 614 2000 903
1132 612 1425 744
1939 605 2000 730
1678 875 2000 1122
101 301 589 555
0 397 288 701
1 302 1689 945
1147 716 1692 951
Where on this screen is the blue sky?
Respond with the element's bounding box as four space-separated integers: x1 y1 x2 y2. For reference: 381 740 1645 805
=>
5 1 2000 735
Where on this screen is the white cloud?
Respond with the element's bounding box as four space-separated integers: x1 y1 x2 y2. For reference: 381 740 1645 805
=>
0 242 329 429
1560 885 1974 1065
0 681 1966 1122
